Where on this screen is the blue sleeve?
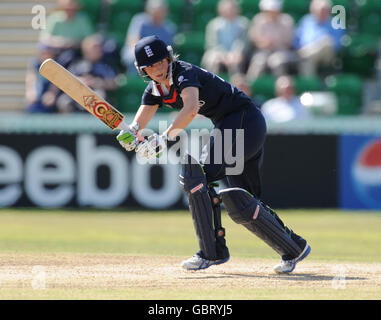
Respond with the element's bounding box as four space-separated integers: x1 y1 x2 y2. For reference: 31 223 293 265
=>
141 83 163 107
330 27 345 51
292 17 306 50
174 67 202 92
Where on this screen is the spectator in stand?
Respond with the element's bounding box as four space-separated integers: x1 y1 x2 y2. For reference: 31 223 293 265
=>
261 75 311 122
55 34 118 113
26 44 60 113
245 0 297 82
39 0 94 65
201 0 249 76
294 0 345 76
121 0 177 74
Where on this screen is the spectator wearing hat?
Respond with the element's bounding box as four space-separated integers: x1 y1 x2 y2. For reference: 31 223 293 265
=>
245 0 297 82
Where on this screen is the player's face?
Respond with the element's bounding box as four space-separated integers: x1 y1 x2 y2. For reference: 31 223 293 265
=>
144 58 169 83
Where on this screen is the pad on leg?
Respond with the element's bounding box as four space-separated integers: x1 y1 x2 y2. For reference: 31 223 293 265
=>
180 154 217 260
208 183 229 259
220 187 303 259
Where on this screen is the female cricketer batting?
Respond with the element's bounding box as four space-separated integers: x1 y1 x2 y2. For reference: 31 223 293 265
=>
116 35 311 273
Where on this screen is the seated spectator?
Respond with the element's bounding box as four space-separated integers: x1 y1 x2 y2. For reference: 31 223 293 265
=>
26 44 60 113
246 0 297 82
294 0 345 76
39 0 94 65
261 75 311 122
55 34 119 113
201 0 249 76
121 0 177 74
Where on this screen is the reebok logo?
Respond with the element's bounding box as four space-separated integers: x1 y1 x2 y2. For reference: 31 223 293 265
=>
144 45 154 57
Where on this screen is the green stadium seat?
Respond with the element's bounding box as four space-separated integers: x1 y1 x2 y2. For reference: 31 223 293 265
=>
193 11 216 31
168 0 185 12
109 75 146 113
173 32 205 65
190 0 218 31
356 0 381 15
325 74 362 94
283 0 310 13
191 0 219 13
293 76 323 94
109 0 144 13
282 0 310 19
110 75 173 113
168 14 181 26
359 13 381 36
180 52 203 65
78 0 101 24
174 32 205 51
251 74 276 104
335 94 362 115
240 0 260 19
331 0 352 9
116 94 141 113
325 74 363 115
122 75 147 94
167 0 186 25
107 11 133 47
109 11 133 33
107 0 144 43
340 33 378 77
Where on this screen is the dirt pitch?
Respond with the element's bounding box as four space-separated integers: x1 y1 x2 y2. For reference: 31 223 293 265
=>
0 253 380 299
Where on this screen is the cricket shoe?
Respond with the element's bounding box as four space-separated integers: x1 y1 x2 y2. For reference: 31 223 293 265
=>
181 252 230 271
273 243 311 274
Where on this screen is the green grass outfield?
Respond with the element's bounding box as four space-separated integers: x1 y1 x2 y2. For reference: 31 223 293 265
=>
0 208 380 299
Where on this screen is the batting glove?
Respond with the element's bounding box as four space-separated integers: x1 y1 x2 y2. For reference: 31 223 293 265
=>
135 133 168 160
117 122 140 152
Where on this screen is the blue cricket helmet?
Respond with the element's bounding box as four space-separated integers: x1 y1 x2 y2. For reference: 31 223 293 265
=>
134 35 174 80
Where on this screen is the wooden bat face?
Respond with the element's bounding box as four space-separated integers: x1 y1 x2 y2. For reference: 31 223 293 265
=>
39 58 126 130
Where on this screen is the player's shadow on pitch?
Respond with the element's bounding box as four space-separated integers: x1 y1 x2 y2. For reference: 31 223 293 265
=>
181 273 365 282
180 271 366 281
224 273 366 281
180 273 269 280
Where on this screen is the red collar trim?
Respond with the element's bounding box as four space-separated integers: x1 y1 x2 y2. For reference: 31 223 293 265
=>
157 85 178 104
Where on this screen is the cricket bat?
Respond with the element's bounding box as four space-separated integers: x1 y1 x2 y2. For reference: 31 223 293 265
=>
39 58 130 131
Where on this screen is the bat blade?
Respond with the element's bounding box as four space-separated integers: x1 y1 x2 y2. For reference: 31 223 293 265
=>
39 58 127 130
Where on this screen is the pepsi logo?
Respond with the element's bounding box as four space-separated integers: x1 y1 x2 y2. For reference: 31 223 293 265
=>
352 138 381 207
353 139 381 185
